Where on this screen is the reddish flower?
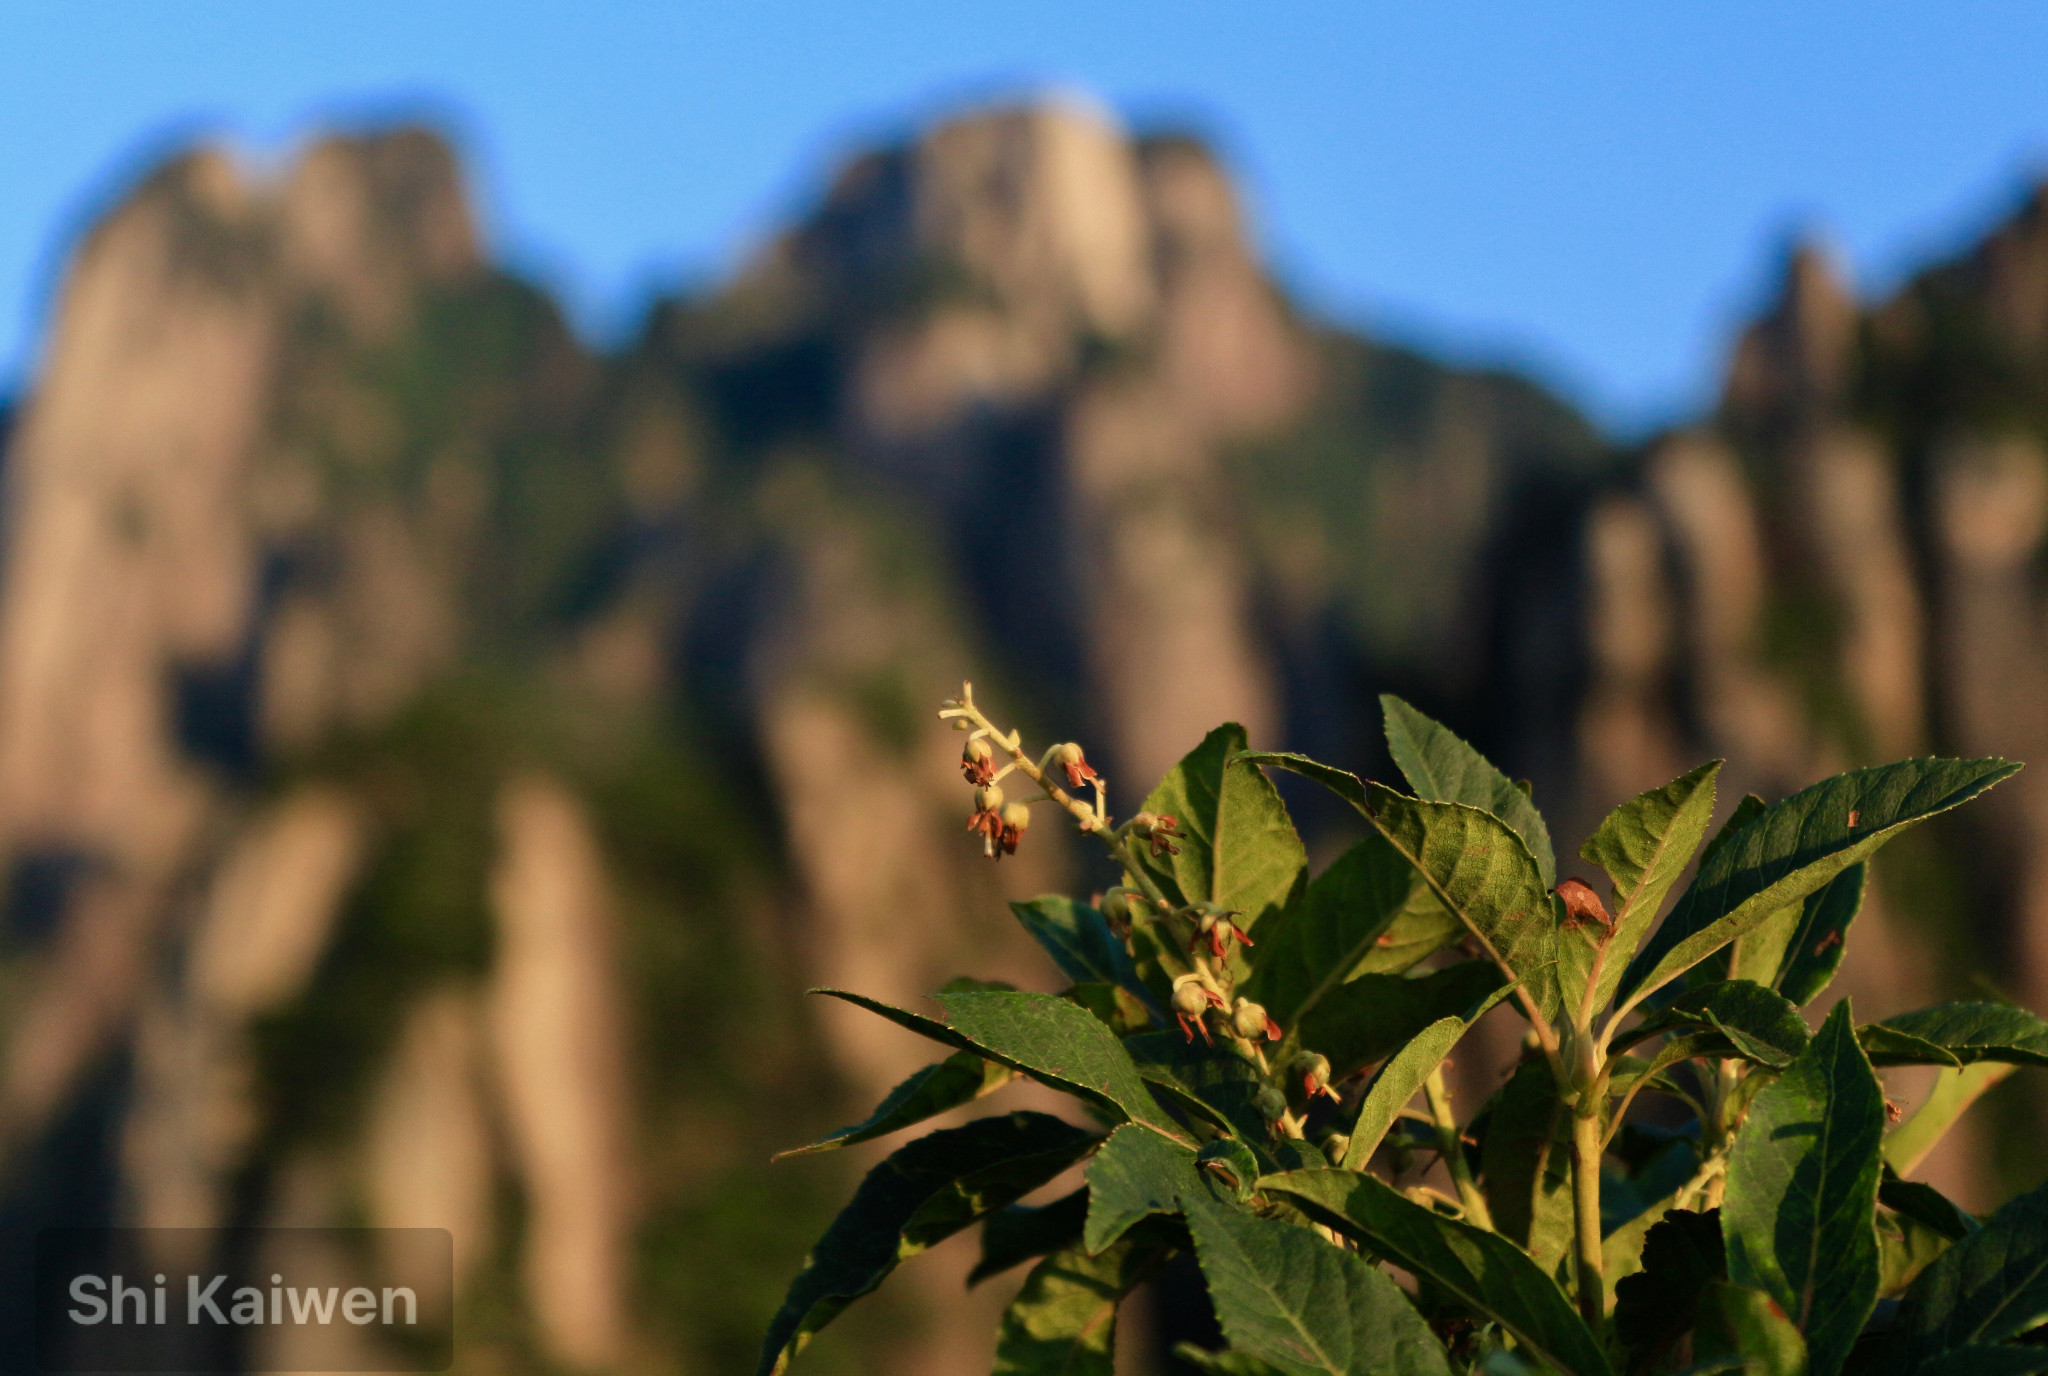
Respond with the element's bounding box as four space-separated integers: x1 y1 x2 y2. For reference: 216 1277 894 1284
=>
1052 742 1098 790
1170 974 1225 1044
1131 812 1183 858
994 802 1030 860
968 783 1007 855
961 736 996 785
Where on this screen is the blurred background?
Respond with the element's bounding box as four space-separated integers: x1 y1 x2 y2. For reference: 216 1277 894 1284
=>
3 4 2048 1372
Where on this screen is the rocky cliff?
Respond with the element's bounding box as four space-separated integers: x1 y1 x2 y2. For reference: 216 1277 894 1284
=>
2 98 2045 1374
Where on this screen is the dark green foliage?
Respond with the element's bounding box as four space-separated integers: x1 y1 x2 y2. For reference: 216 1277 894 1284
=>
768 699 2026 1374
971 1188 1090 1287
1613 1209 1727 1372
775 1052 1014 1157
1184 1197 1454 1376
1264 1169 1613 1376
1722 1003 1886 1376
756 1113 1099 1376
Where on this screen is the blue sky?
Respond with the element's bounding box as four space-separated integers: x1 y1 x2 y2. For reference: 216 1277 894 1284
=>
2 2 2045 434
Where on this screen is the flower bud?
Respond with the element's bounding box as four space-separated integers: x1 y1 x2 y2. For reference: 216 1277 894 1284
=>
1171 975 1211 1018
1000 802 1031 834
952 715 973 731
962 736 996 784
974 782 1005 814
1255 1085 1288 1122
1320 1131 1350 1165
1232 998 1278 1041
1291 1052 1336 1102
1558 1024 1600 1098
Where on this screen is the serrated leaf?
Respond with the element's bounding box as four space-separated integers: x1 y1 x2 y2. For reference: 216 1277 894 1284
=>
1874 1002 2048 1067
1014 896 1157 1009
1173 1345 1294 1375
1340 1016 1462 1170
1481 1056 1576 1279
1885 1062 2018 1176
1299 961 1508 1082
776 1051 1016 1157
757 1112 1100 1376
1691 1281 1809 1375
1892 1175 2048 1360
1184 1194 1453 1376
1579 760 1722 1009
1245 834 1454 1029
1260 1168 1613 1376
1383 694 1558 887
1636 981 1810 1069
816 988 1194 1144
1085 1123 1206 1252
1341 978 1517 1172
1722 1002 1885 1376
1239 751 1563 1026
1124 1031 1269 1143
1131 724 1307 942
1860 1025 1965 1069
1614 1207 1727 1365
1063 982 1154 1035
992 1233 1163 1375
1616 758 2020 1009
973 1188 1090 1287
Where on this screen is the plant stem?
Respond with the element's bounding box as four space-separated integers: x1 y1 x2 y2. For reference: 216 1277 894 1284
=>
1423 1069 1492 1230
1571 1105 1606 1329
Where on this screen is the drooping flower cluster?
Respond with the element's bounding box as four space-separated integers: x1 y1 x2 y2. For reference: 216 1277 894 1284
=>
940 683 1107 863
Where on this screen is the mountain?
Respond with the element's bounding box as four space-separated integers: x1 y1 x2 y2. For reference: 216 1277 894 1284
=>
0 96 2043 1372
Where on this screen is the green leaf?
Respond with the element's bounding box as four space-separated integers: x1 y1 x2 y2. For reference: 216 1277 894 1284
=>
1244 834 1454 1029
1892 1175 2048 1359
756 1112 1101 1376
1910 1350 2048 1375
1638 980 1811 1068
1063 982 1153 1035
1879 1208 1958 1300
775 1051 1015 1158
1616 758 2020 1008
992 1233 1163 1376
1013 896 1154 1007
1261 1168 1614 1376
1341 978 1516 1171
1084 1123 1205 1252
972 1188 1089 1287
1172 1345 1294 1375
1239 751 1563 1025
816 988 1194 1144
1774 863 1867 1006
1722 1002 1885 1376
1341 1017 1460 1170
1183 1195 1454 1376
1132 724 1307 941
1383 694 1558 887
1885 1063 2018 1176
1880 1168 1979 1244
1124 1031 1268 1142
1579 760 1722 1008
1481 1056 1576 1278
1860 1025 1965 1069
1691 1281 1809 1375
1614 1208 1727 1369
1298 961 1508 1082
1875 1002 2048 1067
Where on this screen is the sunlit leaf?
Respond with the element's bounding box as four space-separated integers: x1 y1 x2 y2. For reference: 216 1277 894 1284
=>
1383 694 1557 887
